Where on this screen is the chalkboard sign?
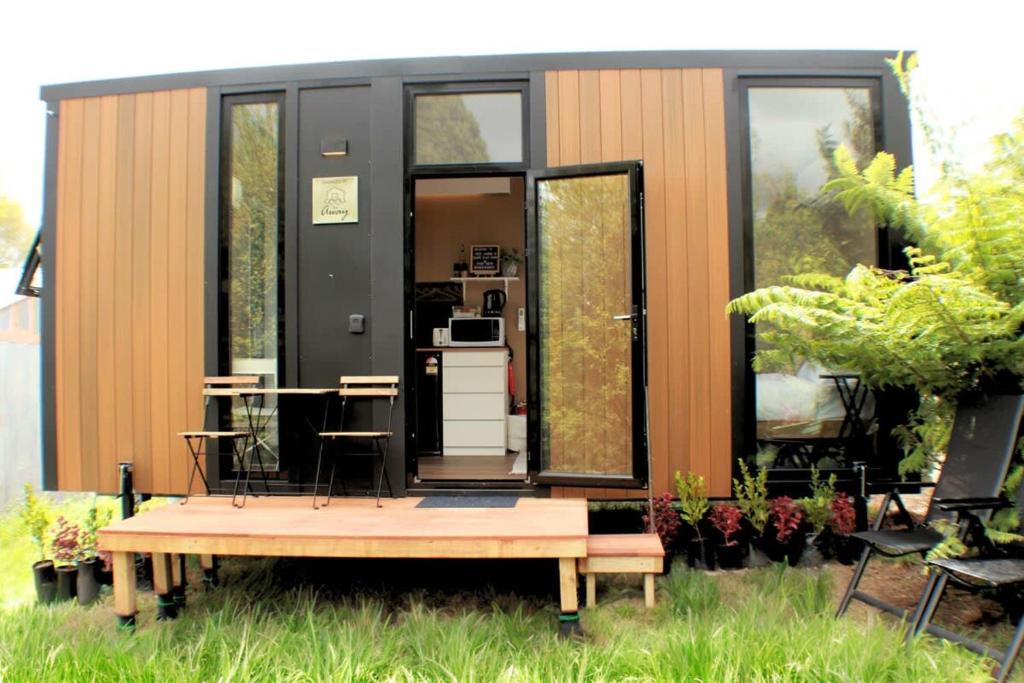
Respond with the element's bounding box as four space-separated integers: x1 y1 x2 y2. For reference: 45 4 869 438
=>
470 244 500 275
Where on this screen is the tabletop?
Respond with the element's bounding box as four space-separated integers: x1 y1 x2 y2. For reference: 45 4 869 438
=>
202 387 335 397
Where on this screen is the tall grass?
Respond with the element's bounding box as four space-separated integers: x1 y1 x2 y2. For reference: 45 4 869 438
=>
0 499 997 682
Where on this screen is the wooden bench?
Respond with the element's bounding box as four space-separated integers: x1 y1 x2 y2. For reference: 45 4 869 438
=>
578 534 665 608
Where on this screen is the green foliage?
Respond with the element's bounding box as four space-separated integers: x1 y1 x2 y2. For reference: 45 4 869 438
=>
732 460 770 528
798 468 837 534
414 96 489 164
78 500 112 558
0 194 33 267
675 471 709 533
17 485 50 562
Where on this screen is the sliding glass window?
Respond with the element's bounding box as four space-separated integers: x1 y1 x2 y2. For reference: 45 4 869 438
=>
743 80 881 447
220 93 284 470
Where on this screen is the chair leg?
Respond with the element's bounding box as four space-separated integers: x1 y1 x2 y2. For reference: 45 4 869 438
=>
324 463 337 507
906 570 946 643
375 438 391 508
837 544 874 617
996 613 1024 682
312 438 327 510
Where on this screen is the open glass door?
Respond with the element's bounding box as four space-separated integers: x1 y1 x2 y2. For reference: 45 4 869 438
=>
526 162 647 487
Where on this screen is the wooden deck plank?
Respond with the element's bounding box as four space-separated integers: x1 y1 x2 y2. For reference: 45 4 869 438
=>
98 496 588 559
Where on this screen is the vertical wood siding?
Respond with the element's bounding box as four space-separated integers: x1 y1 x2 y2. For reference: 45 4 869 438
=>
545 69 732 498
54 88 206 494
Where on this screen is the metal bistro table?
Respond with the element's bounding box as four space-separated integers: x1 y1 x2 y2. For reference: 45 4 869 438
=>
202 386 336 507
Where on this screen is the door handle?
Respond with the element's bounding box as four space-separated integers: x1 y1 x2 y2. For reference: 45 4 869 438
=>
612 314 632 320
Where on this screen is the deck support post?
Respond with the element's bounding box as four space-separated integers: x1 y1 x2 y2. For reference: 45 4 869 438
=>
200 554 218 590
585 573 597 607
112 551 137 630
152 553 176 620
558 557 581 637
171 554 187 610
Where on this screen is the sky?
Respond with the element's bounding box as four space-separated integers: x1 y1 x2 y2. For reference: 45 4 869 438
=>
1 0 1022 225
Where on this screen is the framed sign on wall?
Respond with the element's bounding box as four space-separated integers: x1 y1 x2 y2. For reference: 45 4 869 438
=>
470 244 500 275
312 176 359 224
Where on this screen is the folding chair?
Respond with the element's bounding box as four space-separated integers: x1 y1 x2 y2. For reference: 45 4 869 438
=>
314 376 399 509
177 376 260 504
836 392 1024 630
910 482 1024 683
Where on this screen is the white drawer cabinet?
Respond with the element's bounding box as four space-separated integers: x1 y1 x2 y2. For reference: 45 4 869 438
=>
442 350 508 456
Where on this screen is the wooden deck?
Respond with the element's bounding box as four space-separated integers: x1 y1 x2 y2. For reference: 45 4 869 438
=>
98 495 588 630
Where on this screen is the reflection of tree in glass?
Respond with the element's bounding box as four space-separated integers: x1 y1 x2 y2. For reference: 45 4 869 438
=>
415 96 489 164
228 103 279 361
539 174 632 475
751 90 875 373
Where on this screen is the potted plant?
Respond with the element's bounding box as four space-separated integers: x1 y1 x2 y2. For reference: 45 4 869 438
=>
817 492 860 564
75 502 112 604
764 496 806 566
709 503 746 569
643 492 682 573
20 485 56 604
501 248 522 277
733 460 770 564
51 517 81 601
676 471 713 569
799 468 838 566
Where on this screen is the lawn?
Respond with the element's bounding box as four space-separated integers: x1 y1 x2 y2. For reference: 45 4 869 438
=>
0 495 1001 682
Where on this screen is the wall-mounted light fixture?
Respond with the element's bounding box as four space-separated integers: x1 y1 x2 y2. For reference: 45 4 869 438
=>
320 136 348 157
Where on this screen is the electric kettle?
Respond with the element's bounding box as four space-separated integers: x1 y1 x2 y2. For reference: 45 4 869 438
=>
482 289 507 317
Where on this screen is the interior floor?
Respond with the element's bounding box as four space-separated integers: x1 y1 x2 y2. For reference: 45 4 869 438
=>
417 455 526 482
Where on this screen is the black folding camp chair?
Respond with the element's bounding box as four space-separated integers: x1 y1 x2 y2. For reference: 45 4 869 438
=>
836 392 1024 631
911 477 1024 681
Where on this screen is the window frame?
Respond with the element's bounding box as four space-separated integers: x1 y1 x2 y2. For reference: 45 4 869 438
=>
217 92 287 473
17 229 42 297
405 81 530 174
736 75 900 467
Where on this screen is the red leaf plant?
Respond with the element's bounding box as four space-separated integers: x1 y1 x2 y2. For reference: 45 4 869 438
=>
643 492 682 550
770 497 803 543
830 493 857 536
709 504 743 546
51 516 82 565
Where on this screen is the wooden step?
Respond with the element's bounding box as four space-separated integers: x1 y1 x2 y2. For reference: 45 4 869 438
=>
579 533 665 609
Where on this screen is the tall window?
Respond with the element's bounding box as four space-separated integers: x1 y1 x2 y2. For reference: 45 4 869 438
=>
221 94 284 469
744 81 879 442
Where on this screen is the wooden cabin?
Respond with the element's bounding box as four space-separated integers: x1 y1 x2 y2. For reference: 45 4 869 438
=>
34 51 912 501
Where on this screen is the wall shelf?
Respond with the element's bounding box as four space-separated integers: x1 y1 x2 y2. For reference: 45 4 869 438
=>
450 276 520 297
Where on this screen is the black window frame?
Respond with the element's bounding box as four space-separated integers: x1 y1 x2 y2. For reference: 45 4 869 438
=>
405 81 530 175
17 229 42 297
735 75 906 483
216 91 287 474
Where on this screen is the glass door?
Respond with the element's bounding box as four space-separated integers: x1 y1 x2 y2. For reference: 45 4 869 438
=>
526 162 647 487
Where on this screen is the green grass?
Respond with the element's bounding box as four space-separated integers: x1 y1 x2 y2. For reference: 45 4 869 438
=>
0 496 1001 682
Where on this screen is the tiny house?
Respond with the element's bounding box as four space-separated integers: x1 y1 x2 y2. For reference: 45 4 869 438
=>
33 50 912 501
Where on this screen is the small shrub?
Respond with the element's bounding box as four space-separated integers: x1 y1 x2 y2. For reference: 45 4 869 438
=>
709 504 743 547
733 461 770 528
799 467 837 534
830 494 857 536
643 492 682 551
18 484 51 562
51 517 82 565
675 471 709 534
770 497 803 543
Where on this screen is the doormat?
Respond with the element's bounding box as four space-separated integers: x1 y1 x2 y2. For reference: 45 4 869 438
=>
416 496 519 509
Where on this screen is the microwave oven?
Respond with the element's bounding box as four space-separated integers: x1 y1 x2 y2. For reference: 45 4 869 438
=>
448 317 505 347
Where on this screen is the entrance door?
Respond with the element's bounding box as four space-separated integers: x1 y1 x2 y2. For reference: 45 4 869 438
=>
526 162 647 487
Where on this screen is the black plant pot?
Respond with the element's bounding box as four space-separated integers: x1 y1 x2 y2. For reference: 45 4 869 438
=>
55 565 78 602
76 557 101 605
715 541 747 570
33 560 57 605
684 523 717 570
760 521 807 566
